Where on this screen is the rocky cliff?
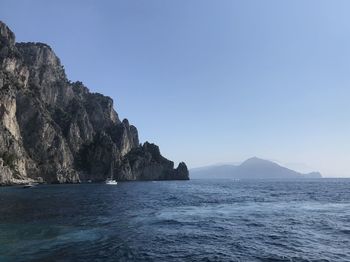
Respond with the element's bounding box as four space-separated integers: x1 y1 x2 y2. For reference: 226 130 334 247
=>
0 21 189 185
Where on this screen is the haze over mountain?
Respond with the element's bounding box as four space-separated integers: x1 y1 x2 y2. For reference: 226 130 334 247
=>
190 157 322 179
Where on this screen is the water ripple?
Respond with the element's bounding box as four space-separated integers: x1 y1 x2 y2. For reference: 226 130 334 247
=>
0 179 349 261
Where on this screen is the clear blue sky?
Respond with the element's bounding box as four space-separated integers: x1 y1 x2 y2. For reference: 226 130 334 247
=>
1 0 350 177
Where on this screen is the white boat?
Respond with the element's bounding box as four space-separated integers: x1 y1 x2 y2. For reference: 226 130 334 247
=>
106 180 118 185
105 161 118 185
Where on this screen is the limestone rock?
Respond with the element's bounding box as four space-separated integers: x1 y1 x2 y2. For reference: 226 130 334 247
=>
117 142 189 180
0 21 189 185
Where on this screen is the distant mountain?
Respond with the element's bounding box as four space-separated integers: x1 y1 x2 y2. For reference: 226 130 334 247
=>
190 157 322 179
302 172 322 179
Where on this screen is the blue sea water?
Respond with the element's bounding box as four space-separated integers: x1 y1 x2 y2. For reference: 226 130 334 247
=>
0 179 349 262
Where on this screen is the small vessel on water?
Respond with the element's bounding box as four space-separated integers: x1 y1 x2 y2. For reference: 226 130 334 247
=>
105 161 118 185
106 180 118 185
22 183 37 189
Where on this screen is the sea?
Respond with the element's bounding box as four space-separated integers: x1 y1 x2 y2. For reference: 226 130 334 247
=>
0 179 349 262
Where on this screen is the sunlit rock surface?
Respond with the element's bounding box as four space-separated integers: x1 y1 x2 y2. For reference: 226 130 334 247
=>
0 21 189 185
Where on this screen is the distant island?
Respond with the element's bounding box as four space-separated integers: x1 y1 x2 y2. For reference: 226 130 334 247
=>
0 21 189 185
191 157 322 179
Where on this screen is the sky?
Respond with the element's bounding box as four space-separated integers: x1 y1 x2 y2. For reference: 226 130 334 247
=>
1 0 350 177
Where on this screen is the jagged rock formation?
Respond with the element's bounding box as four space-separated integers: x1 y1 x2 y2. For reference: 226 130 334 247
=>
0 21 189 185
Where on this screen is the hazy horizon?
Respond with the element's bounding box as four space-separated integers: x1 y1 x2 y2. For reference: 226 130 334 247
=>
1 0 349 177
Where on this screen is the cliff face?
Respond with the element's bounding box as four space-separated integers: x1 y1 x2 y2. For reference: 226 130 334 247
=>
0 21 189 185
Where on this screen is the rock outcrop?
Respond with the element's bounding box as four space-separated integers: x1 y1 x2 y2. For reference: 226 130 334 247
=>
0 21 189 185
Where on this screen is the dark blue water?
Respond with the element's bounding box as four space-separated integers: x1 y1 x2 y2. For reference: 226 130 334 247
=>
0 179 349 262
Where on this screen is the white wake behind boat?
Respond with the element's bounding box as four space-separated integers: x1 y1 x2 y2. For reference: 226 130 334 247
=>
22 183 38 189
